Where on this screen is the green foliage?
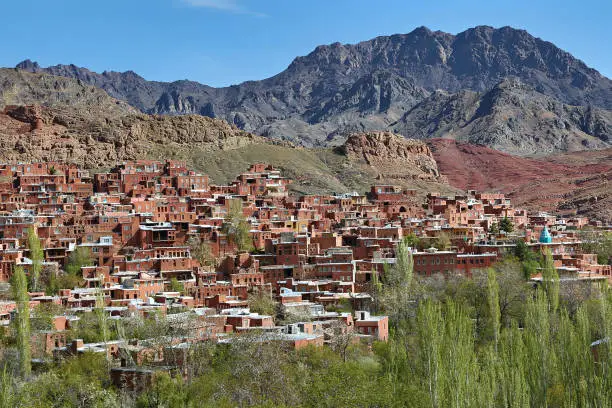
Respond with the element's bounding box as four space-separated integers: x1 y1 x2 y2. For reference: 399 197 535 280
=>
11 266 31 378
221 199 253 252
60 247 92 289
65 247 93 276
69 311 118 344
3 252 612 407
490 258 528 326
136 372 188 408
248 287 277 317
403 232 424 250
27 226 44 292
580 230 612 265
15 353 118 408
44 267 60 296
169 278 184 294
30 303 65 332
487 268 501 351
95 285 110 365
541 248 560 313
499 216 514 233
377 240 415 325
513 240 540 278
433 231 451 250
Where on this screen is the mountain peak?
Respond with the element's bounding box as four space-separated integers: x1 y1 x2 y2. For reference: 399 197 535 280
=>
15 59 40 71
409 26 434 35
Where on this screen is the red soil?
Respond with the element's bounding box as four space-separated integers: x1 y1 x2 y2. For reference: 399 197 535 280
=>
428 139 612 220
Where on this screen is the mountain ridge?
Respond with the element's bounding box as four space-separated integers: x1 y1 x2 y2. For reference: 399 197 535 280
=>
13 25 612 153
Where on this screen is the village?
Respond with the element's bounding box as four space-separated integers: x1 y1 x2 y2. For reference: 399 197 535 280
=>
0 160 610 390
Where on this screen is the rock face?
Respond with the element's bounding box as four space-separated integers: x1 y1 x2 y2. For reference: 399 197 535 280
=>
0 68 136 117
0 103 263 167
391 78 612 155
14 25 612 153
339 131 443 182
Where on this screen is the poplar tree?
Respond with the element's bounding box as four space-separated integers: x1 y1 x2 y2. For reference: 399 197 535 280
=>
27 226 44 292
524 291 554 407
486 268 501 352
497 323 530 408
541 248 559 313
12 266 31 377
440 301 477 408
416 300 443 408
380 240 414 324
95 276 110 365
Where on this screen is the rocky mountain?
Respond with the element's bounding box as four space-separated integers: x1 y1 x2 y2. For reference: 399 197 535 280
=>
0 67 451 195
0 65 608 219
0 68 136 117
391 78 611 155
14 25 612 153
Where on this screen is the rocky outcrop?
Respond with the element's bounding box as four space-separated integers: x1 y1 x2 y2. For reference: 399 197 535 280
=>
339 131 443 182
0 104 264 167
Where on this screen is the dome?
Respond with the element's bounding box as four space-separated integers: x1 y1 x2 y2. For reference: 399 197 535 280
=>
539 226 552 244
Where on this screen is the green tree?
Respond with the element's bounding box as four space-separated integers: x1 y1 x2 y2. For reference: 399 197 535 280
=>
221 199 253 252
169 277 184 294
489 223 499 235
95 280 110 365
403 232 422 249
45 266 60 295
513 240 540 278
433 232 451 251
490 258 528 326
541 248 560 313
27 226 44 292
379 240 414 325
11 266 31 377
580 229 612 265
499 216 514 233
487 268 501 352
524 291 555 407
0 367 16 407
61 247 92 289
248 287 277 317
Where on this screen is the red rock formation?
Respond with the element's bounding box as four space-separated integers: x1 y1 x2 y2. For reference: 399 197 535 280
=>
429 138 612 221
341 131 443 181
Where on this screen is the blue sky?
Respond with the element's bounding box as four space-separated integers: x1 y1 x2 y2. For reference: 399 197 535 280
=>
0 0 610 87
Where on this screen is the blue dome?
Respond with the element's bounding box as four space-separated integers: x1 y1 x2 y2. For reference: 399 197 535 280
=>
539 226 552 243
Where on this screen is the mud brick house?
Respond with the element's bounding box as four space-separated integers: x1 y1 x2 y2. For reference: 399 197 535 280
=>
2 158 610 387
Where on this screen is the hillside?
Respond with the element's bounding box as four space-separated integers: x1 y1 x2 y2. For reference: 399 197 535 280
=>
14 26 612 152
429 139 612 221
0 68 136 117
0 89 452 196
